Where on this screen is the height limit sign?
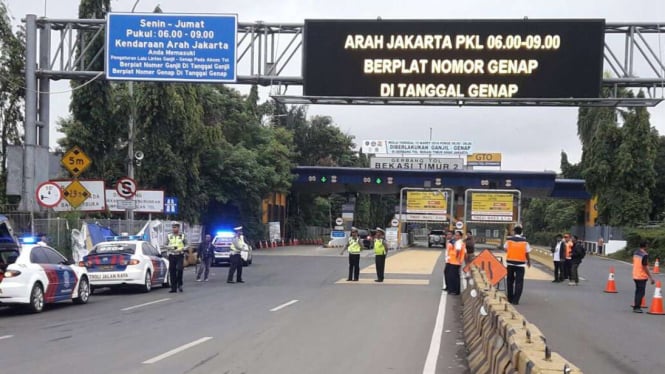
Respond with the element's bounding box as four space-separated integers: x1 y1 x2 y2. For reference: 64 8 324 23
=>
61 146 91 177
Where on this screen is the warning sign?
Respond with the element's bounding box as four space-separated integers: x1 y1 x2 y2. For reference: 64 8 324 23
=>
463 249 507 286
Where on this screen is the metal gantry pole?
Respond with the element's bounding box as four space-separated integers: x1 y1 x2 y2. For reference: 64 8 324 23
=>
22 15 38 229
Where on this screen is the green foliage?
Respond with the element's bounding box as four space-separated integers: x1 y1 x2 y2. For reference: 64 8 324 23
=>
576 88 658 226
0 1 24 202
623 227 665 263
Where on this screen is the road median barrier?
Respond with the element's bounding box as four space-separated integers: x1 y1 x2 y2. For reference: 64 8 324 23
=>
462 267 583 373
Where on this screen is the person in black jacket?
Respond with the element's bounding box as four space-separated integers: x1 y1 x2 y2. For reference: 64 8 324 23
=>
196 234 214 282
569 235 585 286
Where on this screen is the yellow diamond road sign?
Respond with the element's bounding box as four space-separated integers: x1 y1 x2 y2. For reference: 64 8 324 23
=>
63 180 91 208
61 146 92 177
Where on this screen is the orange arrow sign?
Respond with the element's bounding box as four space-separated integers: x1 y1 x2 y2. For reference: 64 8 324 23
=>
463 249 507 286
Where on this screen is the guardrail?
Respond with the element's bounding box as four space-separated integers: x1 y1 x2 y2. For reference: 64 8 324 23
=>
462 266 583 373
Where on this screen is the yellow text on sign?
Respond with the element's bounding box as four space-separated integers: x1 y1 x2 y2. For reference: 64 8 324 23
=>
471 193 513 213
406 191 448 214
467 153 502 162
61 146 92 177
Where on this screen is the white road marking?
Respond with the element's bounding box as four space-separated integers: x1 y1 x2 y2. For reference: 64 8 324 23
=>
270 299 299 312
121 298 170 311
0 335 14 340
142 337 213 364
422 290 448 374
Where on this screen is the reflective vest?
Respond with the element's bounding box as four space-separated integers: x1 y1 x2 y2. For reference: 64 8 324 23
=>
230 237 246 254
506 236 528 265
168 234 185 252
633 249 649 280
447 241 464 265
374 239 387 255
348 237 362 254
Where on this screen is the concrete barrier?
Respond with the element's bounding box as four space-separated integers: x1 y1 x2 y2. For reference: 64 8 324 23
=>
462 267 583 373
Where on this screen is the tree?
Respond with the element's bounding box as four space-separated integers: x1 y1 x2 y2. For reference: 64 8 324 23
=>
650 136 665 220
59 0 124 186
611 93 657 224
0 1 24 203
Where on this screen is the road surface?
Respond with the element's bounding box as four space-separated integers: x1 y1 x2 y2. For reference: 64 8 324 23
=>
0 245 469 374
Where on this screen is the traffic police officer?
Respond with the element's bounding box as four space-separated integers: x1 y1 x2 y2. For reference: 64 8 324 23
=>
373 227 388 282
167 222 187 293
227 226 248 283
341 227 362 281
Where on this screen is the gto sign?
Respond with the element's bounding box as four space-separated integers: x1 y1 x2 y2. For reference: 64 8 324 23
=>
466 153 502 167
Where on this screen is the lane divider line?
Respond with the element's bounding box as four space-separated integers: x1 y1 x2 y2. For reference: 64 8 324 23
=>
121 298 171 312
270 299 299 312
422 290 448 374
0 335 14 340
142 337 213 364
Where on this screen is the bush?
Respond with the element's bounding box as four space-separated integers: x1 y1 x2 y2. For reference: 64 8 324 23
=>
623 228 665 263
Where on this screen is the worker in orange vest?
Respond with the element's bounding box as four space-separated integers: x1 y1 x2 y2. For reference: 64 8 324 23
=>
444 230 466 295
504 226 531 305
633 241 655 313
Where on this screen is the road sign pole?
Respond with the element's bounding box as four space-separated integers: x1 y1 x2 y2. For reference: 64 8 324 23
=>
126 1 140 223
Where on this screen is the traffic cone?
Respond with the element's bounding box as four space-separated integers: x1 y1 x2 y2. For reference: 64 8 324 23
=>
604 266 618 293
647 281 664 315
653 259 660 274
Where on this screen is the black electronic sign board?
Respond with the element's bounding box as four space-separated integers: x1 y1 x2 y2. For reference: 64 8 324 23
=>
303 19 605 99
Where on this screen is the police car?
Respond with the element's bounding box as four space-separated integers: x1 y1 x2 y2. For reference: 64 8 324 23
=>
81 235 169 293
0 236 90 313
211 231 253 266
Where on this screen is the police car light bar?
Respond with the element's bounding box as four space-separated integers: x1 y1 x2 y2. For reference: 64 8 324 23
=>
216 231 234 238
20 236 38 244
105 235 143 241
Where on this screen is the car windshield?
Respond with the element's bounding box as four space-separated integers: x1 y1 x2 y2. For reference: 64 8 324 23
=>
430 230 445 235
213 237 233 246
91 243 136 254
358 230 370 237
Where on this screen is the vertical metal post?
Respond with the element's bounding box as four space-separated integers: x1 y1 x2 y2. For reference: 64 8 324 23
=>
22 15 38 222
126 0 141 223
38 22 51 147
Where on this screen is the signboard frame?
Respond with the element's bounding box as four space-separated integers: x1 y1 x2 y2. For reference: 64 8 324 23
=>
370 156 465 170
303 19 605 99
363 140 472 156
466 153 502 167
106 12 238 83
464 189 521 224
51 179 106 212
105 189 165 213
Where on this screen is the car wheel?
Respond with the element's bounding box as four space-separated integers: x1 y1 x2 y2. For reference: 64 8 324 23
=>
28 283 44 313
142 270 152 293
73 276 90 304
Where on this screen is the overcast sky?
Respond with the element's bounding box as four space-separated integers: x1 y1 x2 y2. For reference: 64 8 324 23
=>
6 0 665 172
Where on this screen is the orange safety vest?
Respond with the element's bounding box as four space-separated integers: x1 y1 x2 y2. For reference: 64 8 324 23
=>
506 236 528 265
633 250 649 280
447 240 465 265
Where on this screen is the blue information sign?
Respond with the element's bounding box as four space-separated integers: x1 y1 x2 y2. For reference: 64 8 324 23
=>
330 230 346 239
106 13 237 82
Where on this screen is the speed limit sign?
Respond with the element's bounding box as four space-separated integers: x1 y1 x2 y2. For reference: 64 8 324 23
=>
116 176 137 199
